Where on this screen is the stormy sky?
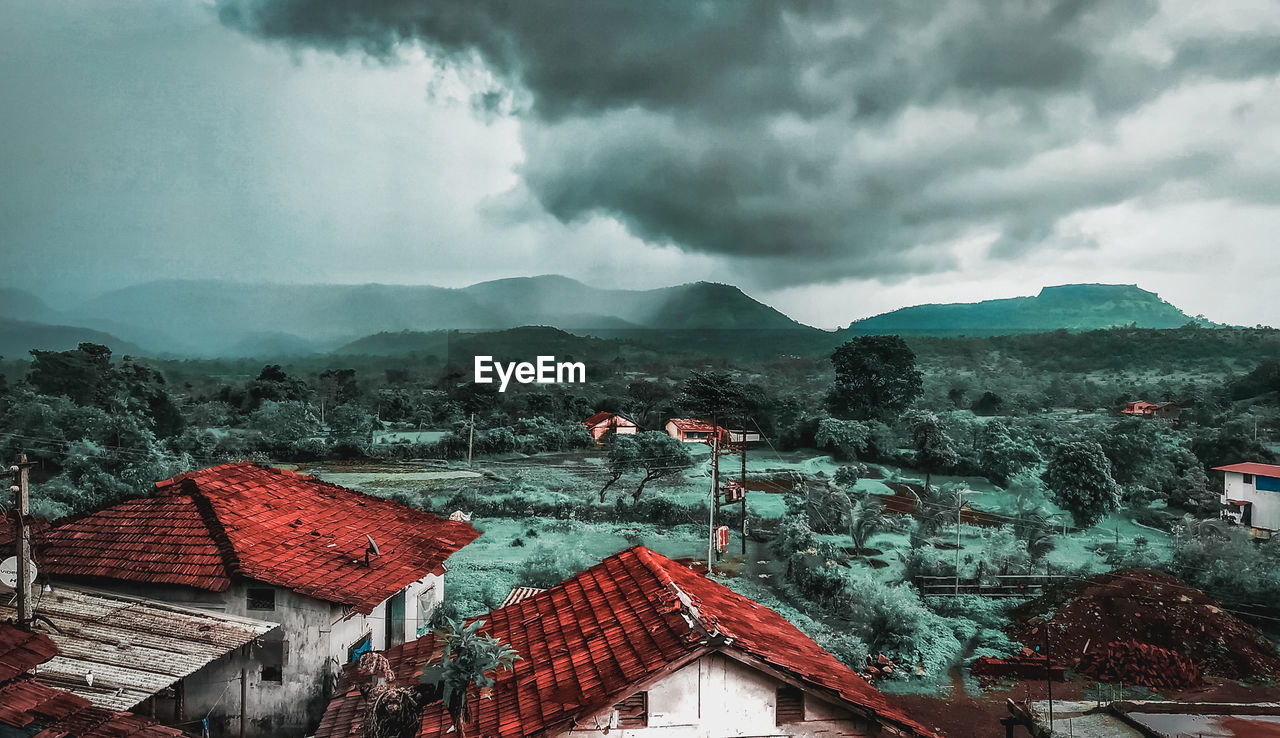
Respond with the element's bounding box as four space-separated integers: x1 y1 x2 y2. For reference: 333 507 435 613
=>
3 1 1280 328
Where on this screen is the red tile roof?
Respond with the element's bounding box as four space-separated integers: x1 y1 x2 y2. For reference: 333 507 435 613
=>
34 462 480 613
1214 462 1280 478
582 412 636 428
315 547 938 738
0 620 59 683
0 624 183 737
666 417 717 432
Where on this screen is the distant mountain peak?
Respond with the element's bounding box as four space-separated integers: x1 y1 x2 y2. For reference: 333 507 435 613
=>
842 283 1210 337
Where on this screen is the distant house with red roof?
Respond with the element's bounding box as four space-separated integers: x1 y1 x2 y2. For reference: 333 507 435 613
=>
29 461 480 738
1215 461 1280 539
665 418 761 445
1121 400 1181 419
581 411 639 443
665 417 723 443
315 546 939 738
0 622 186 737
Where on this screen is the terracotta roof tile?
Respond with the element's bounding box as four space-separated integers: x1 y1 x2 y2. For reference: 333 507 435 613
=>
34 462 480 613
314 547 937 738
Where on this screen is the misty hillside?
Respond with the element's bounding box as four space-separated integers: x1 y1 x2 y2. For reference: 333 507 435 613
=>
0 288 59 323
840 284 1210 337
60 277 808 356
0 318 143 358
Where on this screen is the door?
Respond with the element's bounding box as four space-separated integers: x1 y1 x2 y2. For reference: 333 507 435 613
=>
385 590 407 648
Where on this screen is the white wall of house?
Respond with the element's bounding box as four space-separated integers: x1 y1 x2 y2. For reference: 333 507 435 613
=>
576 653 878 738
51 569 445 738
1222 471 1280 535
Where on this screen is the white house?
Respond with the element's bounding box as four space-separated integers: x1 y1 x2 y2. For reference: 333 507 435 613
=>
29 461 479 737
1215 461 1280 538
316 546 939 738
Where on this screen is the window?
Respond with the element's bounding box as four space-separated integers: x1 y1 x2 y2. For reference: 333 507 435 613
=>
615 692 647 729
246 587 275 611
258 635 286 683
1244 474 1255 484
776 687 804 725
348 632 372 663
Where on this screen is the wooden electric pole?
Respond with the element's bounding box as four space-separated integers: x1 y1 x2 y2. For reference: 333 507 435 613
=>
740 443 747 555
467 413 475 468
11 454 34 625
708 419 718 571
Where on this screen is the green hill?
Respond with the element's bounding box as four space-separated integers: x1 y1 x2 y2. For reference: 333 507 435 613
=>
839 284 1210 337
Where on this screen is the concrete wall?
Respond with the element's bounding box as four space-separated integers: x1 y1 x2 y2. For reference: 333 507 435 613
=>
1222 471 1280 534
575 653 876 738
52 570 444 738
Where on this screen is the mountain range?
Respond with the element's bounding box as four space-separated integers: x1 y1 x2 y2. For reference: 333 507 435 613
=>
0 277 1213 359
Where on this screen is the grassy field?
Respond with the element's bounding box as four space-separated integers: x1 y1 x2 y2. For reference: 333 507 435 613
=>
305 445 1175 686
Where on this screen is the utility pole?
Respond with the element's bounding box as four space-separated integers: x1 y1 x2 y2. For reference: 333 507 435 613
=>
1043 628 1054 729
708 417 718 572
467 413 475 468
11 454 34 625
740 443 747 555
954 490 964 597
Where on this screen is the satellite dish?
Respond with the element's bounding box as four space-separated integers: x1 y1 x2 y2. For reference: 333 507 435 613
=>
0 556 37 590
366 535 381 557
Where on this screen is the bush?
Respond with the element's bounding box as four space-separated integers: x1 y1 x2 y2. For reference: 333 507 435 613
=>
514 545 593 589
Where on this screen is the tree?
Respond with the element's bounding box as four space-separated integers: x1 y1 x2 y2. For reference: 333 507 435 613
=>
1042 440 1121 527
328 404 376 456
970 391 1005 416
908 411 956 492
826 336 923 420
848 498 896 557
977 422 1041 486
678 370 753 431
833 463 868 491
28 342 114 405
599 433 640 502
629 432 693 501
814 418 871 461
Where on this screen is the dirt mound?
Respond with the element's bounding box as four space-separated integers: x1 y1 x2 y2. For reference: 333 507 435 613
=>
1076 641 1202 689
1009 569 1280 681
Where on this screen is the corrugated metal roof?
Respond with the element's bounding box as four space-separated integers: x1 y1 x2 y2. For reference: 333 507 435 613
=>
0 584 277 712
34 461 481 613
0 623 185 737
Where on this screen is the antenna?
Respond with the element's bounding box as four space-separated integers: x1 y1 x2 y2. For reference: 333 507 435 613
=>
364 535 381 567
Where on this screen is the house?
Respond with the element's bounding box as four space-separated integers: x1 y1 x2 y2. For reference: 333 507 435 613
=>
0 584 276 725
581 411 639 443
28 461 481 737
665 418 760 445
1121 400 1181 420
665 418 723 443
315 546 940 738
0 621 185 737
1215 461 1280 538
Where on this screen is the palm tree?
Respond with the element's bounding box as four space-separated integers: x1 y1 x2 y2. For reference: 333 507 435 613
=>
848 498 897 558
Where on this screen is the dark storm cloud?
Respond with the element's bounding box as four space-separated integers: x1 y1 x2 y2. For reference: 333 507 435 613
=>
217 0 1280 286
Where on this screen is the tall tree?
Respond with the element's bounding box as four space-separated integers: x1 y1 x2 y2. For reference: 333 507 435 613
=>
827 336 923 420
630 431 694 501
1042 440 1122 527
599 433 640 502
908 411 956 492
